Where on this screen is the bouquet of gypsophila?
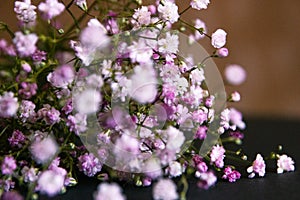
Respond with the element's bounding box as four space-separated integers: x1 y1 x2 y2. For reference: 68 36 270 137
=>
0 0 296 199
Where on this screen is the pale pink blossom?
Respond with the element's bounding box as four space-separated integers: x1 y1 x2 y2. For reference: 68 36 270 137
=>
229 108 246 130
158 32 179 54
216 47 229 58
189 18 207 44
277 154 295 174
47 65 75 88
129 64 157 103
37 170 65 196
38 0 65 20
190 68 205 85
153 179 178 200
66 113 87 135
197 170 217 189
224 64 247 85
190 0 210 10
230 91 241 102
13 31 38 57
132 6 151 27
166 161 183 177
14 0 37 23
211 29 227 49
0 92 19 118
1 156 17 175
157 1 179 24
30 134 58 164
94 182 126 200
210 145 225 168
128 39 153 63
247 154 266 178
74 89 102 114
165 126 185 152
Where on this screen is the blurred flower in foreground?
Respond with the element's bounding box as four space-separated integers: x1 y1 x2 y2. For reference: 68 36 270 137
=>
224 64 247 85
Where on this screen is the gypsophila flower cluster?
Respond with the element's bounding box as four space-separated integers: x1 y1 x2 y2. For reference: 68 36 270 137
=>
0 0 295 199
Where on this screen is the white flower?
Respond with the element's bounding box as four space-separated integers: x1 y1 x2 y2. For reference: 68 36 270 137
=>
158 32 179 54
165 126 185 152
37 170 65 197
211 29 227 49
157 1 179 24
190 0 210 10
277 154 295 174
94 182 126 200
167 161 183 177
153 179 178 200
74 89 102 114
129 64 158 104
132 6 151 27
127 39 153 63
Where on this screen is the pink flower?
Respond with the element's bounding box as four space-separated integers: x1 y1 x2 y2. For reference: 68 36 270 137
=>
197 170 217 189
38 0 65 20
37 104 60 125
211 29 227 49
8 130 26 148
216 47 229 58
222 166 241 182
77 153 102 177
13 31 38 57
132 6 151 27
224 64 247 85
37 170 65 196
30 134 58 164
19 100 36 122
47 64 75 88
157 0 179 24
94 182 126 200
14 0 37 23
18 82 38 99
66 113 87 135
190 0 210 10
189 18 207 44
73 89 102 114
0 92 19 118
247 154 266 178
1 156 17 175
128 39 153 63
277 154 295 174
194 126 208 140
229 108 246 130
210 145 225 168
153 179 178 200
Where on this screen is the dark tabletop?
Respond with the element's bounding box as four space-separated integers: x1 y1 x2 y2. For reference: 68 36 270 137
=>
41 117 300 200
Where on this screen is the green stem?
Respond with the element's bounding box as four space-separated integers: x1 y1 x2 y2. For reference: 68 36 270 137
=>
179 175 189 200
179 5 191 15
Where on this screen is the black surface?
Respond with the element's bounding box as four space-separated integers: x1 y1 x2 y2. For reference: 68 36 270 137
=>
41 118 300 200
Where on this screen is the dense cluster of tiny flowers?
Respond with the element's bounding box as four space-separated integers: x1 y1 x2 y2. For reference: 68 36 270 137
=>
0 0 295 199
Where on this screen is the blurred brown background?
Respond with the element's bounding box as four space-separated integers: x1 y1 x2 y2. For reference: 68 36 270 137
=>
1 0 300 119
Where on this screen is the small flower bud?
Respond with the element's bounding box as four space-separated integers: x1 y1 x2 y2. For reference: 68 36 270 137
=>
216 47 229 58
